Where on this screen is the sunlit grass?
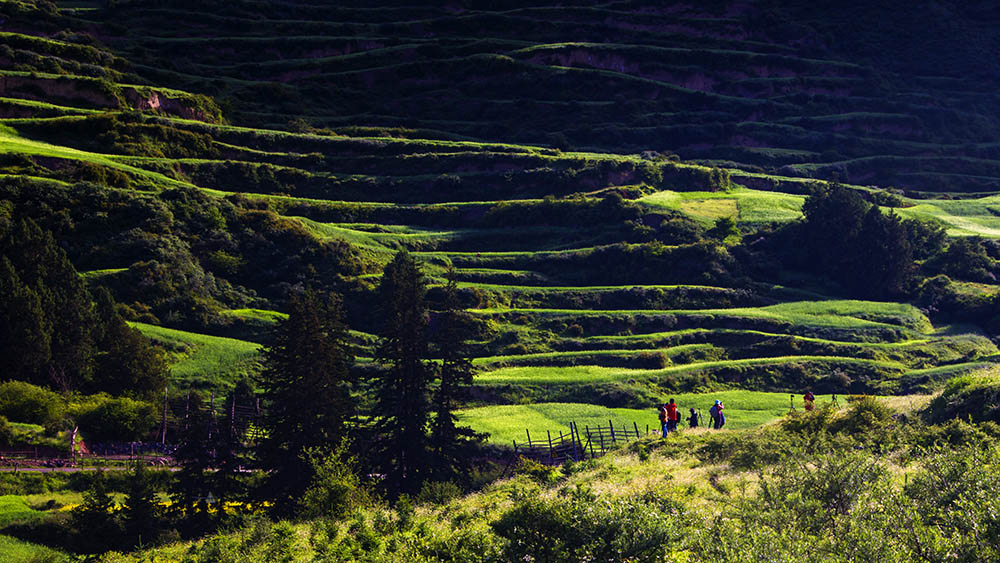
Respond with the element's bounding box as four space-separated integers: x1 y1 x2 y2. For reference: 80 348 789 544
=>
458 391 847 444
474 356 904 386
133 323 262 390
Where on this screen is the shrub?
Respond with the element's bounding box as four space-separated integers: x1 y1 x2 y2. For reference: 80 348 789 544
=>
780 403 839 434
298 445 373 520
77 397 156 442
829 396 895 434
492 488 686 562
513 456 562 485
415 480 462 505
0 415 14 447
0 381 65 427
926 369 1000 424
697 427 802 470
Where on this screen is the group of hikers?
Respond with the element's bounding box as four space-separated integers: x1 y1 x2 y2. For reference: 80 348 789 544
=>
657 398 726 437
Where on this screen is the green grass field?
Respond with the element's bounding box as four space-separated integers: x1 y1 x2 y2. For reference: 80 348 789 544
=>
640 187 806 226
134 323 262 390
458 391 844 445
0 496 46 527
0 533 68 563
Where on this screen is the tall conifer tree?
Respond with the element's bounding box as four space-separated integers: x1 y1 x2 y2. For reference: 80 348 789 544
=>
429 267 482 482
374 250 434 496
257 288 355 512
5 218 95 390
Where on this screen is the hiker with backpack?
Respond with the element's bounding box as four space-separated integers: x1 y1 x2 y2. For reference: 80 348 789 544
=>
658 403 669 437
709 400 725 430
666 398 679 432
687 407 700 428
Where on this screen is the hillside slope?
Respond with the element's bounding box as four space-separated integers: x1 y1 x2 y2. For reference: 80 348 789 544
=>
0 0 998 400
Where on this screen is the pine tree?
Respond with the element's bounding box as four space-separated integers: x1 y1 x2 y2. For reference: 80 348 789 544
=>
72 470 122 552
257 288 356 513
429 267 483 482
212 385 253 509
170 392 217 531
123 462 161 547
3 218 95 390
374 250 435 496
0 256 51 381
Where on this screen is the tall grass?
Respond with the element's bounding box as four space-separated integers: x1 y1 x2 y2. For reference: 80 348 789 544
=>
134 323 262 390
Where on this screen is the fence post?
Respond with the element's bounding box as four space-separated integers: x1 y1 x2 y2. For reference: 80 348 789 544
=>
571 422 579 461
547 430 554 463
633 421 640 439
609 420 615 444
161 386 168 445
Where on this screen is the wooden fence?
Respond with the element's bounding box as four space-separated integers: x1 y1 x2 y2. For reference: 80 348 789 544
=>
512 420 653 464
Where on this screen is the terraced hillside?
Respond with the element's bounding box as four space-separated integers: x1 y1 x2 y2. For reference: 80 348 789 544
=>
64 0 1000 195
1 0 1000 425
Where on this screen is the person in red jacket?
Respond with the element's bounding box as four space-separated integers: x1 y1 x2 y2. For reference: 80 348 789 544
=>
666 398 679 432
804 391 815 412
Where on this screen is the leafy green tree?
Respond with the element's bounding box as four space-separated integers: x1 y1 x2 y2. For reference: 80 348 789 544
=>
374 250 434 496
0 380 64 426
257 288 356 513
847 208 913 298
928 237 997 283
429 268 483 482
0 416 15 447
800 183 869 273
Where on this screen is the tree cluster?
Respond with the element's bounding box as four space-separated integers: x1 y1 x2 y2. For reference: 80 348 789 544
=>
0 215 168 398
256 250 483 513
797 183 915 299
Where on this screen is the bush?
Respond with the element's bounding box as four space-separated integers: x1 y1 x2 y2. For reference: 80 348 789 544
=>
829 396 895 434
513 456 562 485
926 369 1000 424
0 381 65 427
492 487 686 562
298 445 373 520
415 480 462 505
76 397 156 442
0 415 14 447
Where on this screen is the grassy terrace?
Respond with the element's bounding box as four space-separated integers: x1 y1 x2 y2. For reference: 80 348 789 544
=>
472 357 907 386
457 391 860 444
472 300 933 334
640 187 806 225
